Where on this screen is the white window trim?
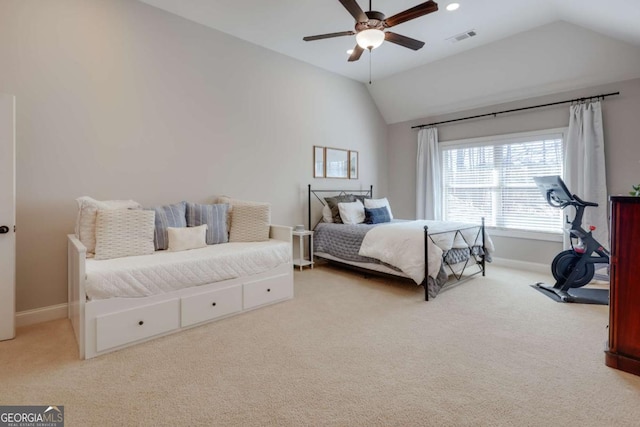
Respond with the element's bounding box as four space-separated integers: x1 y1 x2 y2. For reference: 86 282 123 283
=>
440 127 568 242
439 127 568 150
487 226 564 242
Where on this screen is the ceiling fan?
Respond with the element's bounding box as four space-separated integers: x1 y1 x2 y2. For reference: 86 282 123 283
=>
303 0 439 62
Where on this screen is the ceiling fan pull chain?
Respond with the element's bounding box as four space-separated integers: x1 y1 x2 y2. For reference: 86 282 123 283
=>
369 49 372 85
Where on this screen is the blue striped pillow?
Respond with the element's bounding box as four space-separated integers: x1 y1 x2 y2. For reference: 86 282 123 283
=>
150 202 187 250
186 203 229 245
364 206 391 224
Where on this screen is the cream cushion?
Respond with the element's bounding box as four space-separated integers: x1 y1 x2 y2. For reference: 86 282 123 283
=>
322 205 333 223
94 209 155 260
76 196 142 256
167 224 208 252
338 200 365 225
364 197 394 220
228 203 271 242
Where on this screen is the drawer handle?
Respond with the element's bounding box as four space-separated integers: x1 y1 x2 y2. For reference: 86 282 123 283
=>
267 288 271 292
138 320 144 326
211 302 217 307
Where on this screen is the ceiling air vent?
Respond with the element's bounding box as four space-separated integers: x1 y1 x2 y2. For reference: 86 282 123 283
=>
447 29 477 43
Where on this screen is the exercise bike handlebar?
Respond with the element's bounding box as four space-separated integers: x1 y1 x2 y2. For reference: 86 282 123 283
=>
545 190 598 209
571 194 599 208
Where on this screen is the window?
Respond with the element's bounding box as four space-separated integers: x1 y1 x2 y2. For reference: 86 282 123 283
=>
440 129 565 236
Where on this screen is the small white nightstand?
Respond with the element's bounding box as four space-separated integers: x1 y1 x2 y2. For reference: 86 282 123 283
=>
292 229 314 271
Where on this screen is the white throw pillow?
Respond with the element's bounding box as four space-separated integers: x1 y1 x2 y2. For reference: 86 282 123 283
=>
94 209 155 260
322 205 334 223
76 196 142 256
167 224 208 252
364 197 394 220
229 203 271 242
338 200 365 225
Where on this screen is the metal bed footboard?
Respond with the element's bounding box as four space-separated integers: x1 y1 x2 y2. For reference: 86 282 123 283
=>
421 218 486 301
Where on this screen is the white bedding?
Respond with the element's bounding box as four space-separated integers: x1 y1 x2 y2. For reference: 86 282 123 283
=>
358 220 494 284
85 240 292 300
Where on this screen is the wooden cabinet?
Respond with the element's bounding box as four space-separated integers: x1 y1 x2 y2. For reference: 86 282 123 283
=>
605 196 640 376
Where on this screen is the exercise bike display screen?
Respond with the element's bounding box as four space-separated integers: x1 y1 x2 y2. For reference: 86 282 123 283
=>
533 175 573 206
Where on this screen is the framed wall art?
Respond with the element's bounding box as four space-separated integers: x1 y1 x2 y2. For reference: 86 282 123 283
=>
314 146 325 178
325 147 349 179
349 150 358 179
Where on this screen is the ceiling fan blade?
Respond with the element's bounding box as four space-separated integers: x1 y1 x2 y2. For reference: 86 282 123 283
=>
384 32 425 50
348 45 364 62
383 0 439 28
303 31 356 42
339 0 367 23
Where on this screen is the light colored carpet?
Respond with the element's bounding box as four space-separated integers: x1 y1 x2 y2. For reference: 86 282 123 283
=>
1 264 639 426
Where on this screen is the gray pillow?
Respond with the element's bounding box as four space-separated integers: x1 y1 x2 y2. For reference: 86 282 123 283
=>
150 201 187 250
186 202 229 245
352 194 371 205
324 195 356 224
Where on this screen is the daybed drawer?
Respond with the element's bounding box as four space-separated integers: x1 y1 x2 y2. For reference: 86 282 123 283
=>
243 273 293 309
95 300 180 352
181 285 242 327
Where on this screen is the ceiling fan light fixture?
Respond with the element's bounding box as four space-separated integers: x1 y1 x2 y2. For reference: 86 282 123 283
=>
446 3 460 11
356 29 385 50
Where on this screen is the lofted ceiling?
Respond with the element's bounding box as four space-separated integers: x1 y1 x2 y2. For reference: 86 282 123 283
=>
137 0 640 84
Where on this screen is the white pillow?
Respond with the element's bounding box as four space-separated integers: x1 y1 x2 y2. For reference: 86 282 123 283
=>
167 224 208 252
364 197 394 220
322 205 333 223
94 209 155 260
76 196 142 256
338 200 365 225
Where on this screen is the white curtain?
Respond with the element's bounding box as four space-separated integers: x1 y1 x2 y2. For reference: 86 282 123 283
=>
564 100 609 248
416 127 441 220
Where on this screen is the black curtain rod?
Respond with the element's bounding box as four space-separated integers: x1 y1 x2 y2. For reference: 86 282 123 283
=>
411 91 620 130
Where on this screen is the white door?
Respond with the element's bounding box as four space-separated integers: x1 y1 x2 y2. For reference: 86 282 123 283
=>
0 94 15 341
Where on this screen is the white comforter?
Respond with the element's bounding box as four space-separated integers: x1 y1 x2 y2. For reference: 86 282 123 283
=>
358 220 494 284
85 240 292 300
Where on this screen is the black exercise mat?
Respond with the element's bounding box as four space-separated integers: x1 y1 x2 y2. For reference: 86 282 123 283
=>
531 283 609 305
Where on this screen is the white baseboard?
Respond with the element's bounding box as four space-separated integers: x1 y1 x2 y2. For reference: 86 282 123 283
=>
491 257 549 274
16 303 67 328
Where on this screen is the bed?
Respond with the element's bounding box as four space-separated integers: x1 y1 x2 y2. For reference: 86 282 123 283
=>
308 185 494 300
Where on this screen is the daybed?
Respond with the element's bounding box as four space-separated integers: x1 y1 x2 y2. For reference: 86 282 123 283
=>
68 197 293 359
308 185 494 301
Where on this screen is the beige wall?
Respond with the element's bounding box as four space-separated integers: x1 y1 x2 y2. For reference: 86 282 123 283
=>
387 78 640 264
0 0 388 311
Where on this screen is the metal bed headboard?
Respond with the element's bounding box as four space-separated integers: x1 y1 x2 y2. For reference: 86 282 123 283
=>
307 184 373 231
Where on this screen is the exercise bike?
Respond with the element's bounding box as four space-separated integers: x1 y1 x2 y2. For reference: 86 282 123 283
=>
532 176 609 304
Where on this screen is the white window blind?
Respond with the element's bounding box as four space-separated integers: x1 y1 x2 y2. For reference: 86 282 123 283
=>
440 130 565 234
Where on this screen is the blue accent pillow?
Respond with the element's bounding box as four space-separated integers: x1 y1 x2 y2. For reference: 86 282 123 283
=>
186 202 229 245
150 201 187 250
364 206 391 224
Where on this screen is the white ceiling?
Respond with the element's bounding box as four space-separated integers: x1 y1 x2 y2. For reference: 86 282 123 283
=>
137 0 640 83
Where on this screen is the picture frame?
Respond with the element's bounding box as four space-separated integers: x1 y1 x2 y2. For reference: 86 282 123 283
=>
349 150 358 179
314 146 325 178
325 147 349 179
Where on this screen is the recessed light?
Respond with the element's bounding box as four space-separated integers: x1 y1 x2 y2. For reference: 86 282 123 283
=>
347 49 354 54
446 3 460 11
